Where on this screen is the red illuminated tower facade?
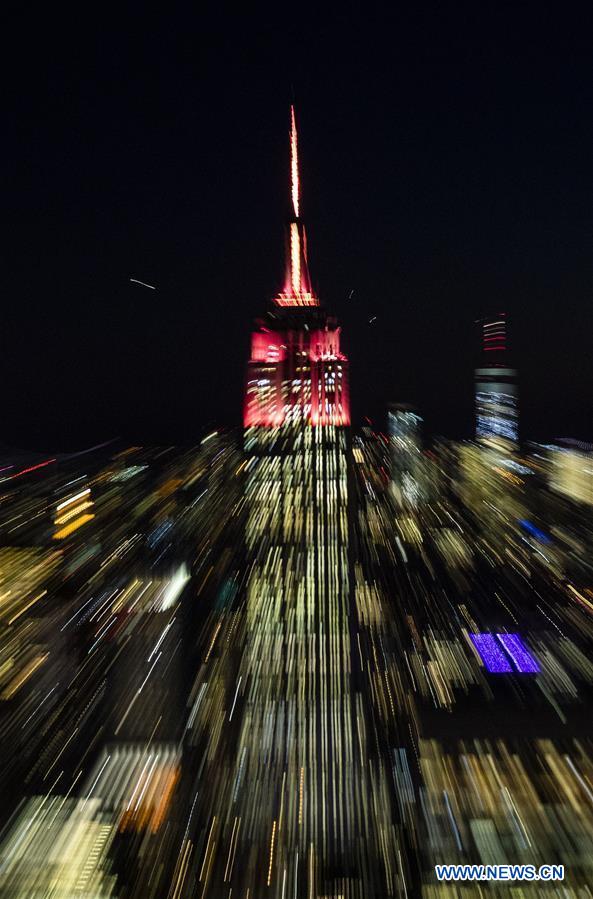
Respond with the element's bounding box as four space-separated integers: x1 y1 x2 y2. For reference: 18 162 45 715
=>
244 106 350 429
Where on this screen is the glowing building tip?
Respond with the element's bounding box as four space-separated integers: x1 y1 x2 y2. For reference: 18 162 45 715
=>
290 105 299 219
273 105 319 307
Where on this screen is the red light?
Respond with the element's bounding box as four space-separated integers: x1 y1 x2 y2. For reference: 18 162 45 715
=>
11 458 56 479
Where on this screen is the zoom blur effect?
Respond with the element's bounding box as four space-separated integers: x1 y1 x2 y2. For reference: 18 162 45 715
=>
0 427 591 898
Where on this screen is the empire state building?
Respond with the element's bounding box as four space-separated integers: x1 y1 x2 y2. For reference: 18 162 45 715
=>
193 108 402 899
242 105 354 886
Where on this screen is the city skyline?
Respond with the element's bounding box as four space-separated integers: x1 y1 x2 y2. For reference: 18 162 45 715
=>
1 9 593 895
4 4 592 450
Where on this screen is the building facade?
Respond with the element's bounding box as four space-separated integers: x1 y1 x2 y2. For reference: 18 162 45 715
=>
475 313 519 448
387 403 423 507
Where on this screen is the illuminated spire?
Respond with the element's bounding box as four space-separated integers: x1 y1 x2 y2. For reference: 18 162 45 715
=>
290 105 300 219
275 106 318 307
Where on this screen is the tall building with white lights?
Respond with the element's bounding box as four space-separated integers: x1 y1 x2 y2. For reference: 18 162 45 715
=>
388 403 423 507
475 312 519 449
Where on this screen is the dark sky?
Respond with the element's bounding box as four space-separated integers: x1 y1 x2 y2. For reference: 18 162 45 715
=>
4 3 593 450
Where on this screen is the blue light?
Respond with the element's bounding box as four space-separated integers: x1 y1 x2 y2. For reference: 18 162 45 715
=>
518 520 551 545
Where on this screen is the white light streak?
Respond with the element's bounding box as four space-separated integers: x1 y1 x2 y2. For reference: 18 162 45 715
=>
129 278 156 289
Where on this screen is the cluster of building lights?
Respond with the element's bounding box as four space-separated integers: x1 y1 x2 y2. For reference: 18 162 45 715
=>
53 487 94 540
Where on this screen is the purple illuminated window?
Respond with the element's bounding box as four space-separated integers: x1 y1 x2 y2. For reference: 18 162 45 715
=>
469 633 512 673
497 633 540 673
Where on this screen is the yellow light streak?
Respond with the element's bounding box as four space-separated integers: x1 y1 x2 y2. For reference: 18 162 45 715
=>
53 513 94 540
7 590 47 625
54 500 94 525
267 819 277 886
56 488 91 512
1 652 49 699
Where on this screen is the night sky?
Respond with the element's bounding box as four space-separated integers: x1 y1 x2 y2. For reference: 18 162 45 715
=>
4 4 593 451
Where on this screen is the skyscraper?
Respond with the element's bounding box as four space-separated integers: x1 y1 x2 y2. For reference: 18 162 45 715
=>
191 106 403 899
475 313 519 448
387 403 423 507
241 105 354 889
